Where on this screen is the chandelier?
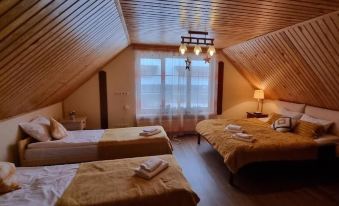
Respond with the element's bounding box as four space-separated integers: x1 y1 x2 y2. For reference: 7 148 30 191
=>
178 30 216 57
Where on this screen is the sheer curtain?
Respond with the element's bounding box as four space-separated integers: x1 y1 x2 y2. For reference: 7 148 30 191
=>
135 50 218 134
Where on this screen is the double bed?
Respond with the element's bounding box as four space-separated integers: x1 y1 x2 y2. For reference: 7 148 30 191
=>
196 101 339 184
0 155 199 206
19 126 173 166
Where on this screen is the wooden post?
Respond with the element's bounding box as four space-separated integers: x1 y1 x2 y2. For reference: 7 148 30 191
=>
99 71 108 129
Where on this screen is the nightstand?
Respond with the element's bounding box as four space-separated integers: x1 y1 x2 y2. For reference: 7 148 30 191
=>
246 112 268 118
60 116 87 130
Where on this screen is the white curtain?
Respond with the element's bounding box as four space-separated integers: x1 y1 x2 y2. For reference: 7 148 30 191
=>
135 50 218 133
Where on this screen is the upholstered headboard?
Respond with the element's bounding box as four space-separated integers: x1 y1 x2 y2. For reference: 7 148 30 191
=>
305 106 339 136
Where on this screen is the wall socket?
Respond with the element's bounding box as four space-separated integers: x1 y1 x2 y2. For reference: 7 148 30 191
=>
114 91 129 96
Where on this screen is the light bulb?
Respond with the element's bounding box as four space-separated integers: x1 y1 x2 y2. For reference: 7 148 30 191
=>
207 45 216 56
179 44 187 55
194 45 202 56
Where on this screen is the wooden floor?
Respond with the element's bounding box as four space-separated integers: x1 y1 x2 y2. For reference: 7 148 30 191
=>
171 136 339 206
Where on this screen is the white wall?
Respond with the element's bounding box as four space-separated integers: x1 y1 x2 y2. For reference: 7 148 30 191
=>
63 47 257 129
0 103 63 163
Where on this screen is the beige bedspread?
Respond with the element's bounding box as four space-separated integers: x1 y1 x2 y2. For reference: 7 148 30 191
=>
98 126 172 160
196 118 318 173
57 155 199 206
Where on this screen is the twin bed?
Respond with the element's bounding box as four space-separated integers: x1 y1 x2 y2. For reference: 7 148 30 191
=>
19 126 172 166
1 125 199 205
0 155 199 206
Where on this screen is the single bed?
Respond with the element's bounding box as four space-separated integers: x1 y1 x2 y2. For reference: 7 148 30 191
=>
0 154 199 206
19 126 173 166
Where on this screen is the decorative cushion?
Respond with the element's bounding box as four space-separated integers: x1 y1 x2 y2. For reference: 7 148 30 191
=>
300 114 333 132
271 117 296 132
0 162 20 195
267 113 282 125
293 120 324 138
50 118 68 140
305 106 339 136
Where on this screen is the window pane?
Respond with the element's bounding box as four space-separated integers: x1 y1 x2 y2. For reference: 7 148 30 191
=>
140 58 161 75
140 93 161 109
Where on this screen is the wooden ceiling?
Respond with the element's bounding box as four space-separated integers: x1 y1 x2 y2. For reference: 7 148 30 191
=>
0 0 129 119
224 11 339 110
0 0 338 119
119 0 339 48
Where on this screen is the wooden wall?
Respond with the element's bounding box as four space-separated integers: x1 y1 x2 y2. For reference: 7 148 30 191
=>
224 11 339 110
0 0 129 119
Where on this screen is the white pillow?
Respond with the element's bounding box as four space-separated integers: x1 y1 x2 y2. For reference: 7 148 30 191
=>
19 122 51 142
279 108 303 119
301 114 333 132
50 118 68 140
31 115 50 125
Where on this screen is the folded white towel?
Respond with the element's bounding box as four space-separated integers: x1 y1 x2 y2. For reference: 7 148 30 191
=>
234 133 253 139
140 157 163 172
135 160 169 179
226 124 242 131
139 129 161 136
231 135 255 143
142 127 158 133
224 128 244 133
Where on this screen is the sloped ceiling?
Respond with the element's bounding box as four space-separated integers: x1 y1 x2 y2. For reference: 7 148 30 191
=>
0 0 129 119
119 0 339 48
224 11 339 110
1 0 338 120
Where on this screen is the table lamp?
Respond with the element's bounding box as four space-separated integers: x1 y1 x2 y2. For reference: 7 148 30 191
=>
253 90 264 113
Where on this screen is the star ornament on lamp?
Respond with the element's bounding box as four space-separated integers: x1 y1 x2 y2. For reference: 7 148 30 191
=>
253 90 264 113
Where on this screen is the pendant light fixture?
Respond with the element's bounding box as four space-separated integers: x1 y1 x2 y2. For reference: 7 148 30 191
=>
207 45 216 56
179 43 187 55
179 30 215 57
194 45 202 56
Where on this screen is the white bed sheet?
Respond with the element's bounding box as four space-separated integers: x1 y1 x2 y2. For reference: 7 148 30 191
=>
0 164 79 206
28 129 104 149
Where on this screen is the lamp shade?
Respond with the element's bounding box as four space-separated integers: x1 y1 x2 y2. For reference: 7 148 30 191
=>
253 90 264 99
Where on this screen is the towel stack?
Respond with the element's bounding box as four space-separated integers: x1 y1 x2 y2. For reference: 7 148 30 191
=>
135 157 169 179
231 133 255 143
225 124 255 143
139 127 161 136
224 124 244 133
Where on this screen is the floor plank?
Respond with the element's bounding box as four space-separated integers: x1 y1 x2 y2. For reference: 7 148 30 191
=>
171 136 339 206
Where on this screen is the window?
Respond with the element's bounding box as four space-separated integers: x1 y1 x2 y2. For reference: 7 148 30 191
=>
136 51 217 118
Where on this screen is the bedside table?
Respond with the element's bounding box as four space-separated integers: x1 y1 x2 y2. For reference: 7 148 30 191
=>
60 116 87 130
246 112 268 118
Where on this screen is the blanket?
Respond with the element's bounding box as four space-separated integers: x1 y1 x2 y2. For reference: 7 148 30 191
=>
196 118 318 173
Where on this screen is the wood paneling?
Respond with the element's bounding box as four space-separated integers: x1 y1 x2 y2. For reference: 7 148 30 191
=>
120 0 339 48
0 0 129 119
224 11 339 110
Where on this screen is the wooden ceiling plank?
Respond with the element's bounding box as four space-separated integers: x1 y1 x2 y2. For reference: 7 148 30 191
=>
0 0 89 64
0 4 117 101
0 0 41 31
0 0 108 78
0 0 21 16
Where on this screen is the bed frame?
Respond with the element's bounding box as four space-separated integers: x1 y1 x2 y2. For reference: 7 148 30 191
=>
18 137 33 166
196 133 235 185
